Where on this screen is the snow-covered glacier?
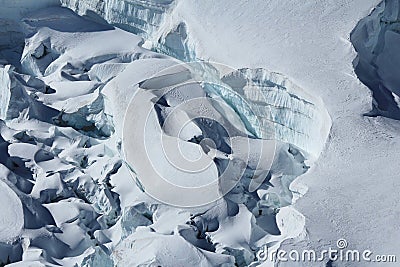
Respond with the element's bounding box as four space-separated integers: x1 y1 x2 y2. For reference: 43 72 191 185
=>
0 1 335 267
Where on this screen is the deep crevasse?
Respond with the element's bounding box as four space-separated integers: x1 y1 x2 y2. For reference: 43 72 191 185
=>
0 2 333 266
219 68 330 159
351 0 400 119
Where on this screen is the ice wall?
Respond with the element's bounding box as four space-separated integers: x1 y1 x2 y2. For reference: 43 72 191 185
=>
351 0 400 119
222 69 331 159
199 68 331 159
153 22 195 62
57 0 331 157
60 0 175 39
61 0 198 62
0 65 34 121
0 66 12 120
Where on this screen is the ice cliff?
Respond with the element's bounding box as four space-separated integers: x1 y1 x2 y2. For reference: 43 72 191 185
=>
60 0 175 39
351 0 400 119
220 68 330 159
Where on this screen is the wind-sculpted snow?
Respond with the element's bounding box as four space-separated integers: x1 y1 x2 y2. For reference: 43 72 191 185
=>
15 7 156 138
0 4 332 267
63 0 330 156
351 0 400 119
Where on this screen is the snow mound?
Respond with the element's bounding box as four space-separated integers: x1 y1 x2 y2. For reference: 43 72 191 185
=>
113 229 235 266
351 0 400 119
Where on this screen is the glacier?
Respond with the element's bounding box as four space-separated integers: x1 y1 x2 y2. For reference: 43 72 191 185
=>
219 68 330 159
0 0 60 66
0 1 334 267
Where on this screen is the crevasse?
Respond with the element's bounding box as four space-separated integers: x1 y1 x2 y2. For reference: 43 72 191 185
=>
351 0 400 119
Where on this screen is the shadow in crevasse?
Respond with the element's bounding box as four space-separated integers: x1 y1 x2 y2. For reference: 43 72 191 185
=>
23 7 114 34
351 0 400 120
0 133 34 190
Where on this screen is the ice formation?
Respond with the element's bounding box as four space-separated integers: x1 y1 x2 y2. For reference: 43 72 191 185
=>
220 69 330 159
59 0 197 62
351 0 400 119
0 2 332 267
60 0 175 39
